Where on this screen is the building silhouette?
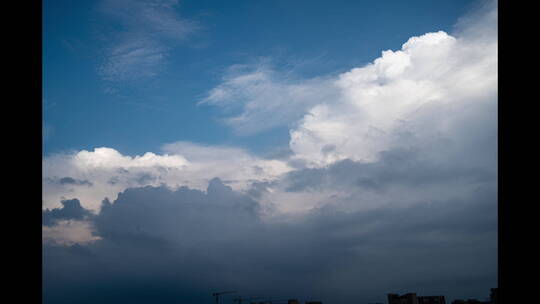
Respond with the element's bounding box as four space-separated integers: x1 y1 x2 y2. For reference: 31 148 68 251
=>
451 287 498 304
418 295 446 304
388 293 419 304
388 293 446 304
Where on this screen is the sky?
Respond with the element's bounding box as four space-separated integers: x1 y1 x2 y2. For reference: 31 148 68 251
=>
42 1 497 303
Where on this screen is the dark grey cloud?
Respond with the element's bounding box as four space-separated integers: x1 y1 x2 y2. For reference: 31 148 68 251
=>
246 180 276 199
44 175 496 304
59 177 93 186
42 199 94 226
281 147 495 193
106 171 160 186
134 172 157 185
45 177 93 187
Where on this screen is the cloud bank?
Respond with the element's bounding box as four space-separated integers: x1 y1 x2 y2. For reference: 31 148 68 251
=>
44 177 496 304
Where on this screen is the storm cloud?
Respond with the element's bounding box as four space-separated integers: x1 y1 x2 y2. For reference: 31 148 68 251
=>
43 173 496 304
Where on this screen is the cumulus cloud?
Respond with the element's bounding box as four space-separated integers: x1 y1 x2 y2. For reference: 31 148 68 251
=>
290 25 496 166
194 0 497 215
203 1 497 168
42 144 290 211
97 0 197 85
42 199 94 226
45 0 497 217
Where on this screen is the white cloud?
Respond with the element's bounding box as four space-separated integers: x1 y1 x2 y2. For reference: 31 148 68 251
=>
43 144 291 212
200 62 340 135
194 1 498 215
204 2 497 168
290 26 497 166
72 147 189 169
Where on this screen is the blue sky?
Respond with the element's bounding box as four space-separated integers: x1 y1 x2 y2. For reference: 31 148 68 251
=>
43 0 476 156
43 1 497 303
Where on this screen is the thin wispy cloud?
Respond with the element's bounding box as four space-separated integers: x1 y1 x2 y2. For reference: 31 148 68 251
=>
199 60 339 135
96 0 197 87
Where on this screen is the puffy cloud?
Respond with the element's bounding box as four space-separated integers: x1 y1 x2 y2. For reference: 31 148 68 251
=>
73 147 189 169
43 199 94 227
203 2 497 168
93 178 261 244
46 1 497 216
290 26 496 166
43 144 291 211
